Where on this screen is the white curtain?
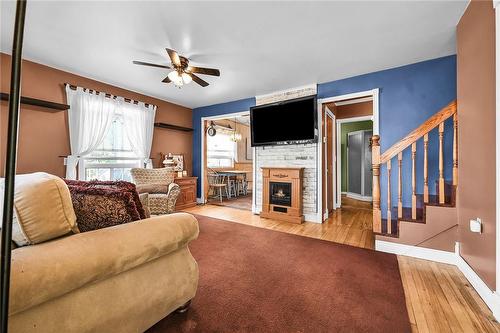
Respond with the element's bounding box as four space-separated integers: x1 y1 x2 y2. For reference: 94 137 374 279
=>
65 85 115 179
120 99 156 168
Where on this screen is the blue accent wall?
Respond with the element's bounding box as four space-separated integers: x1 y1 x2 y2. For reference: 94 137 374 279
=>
192 98 256 197
192 55 457 213
318 55 457 215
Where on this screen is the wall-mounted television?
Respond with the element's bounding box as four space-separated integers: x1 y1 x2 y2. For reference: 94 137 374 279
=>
250 95 318 147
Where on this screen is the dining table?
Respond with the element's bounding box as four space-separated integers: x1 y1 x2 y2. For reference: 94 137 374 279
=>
216 169 252 197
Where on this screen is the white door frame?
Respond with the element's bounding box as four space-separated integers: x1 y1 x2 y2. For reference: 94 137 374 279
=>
323 107 336 219
317 89 379 220
200 110 251 205
337 116 373 207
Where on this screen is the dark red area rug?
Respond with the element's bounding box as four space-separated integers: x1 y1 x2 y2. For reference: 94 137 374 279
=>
148 214 411 333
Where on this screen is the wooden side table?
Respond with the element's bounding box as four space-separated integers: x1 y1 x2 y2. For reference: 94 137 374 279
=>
174 177 198 210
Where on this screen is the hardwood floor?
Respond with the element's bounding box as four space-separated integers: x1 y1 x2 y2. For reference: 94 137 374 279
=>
183 201 500 333
207 194 253 211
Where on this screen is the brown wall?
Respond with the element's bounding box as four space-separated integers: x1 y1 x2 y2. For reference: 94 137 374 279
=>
0 53 193 178
457 0 496 289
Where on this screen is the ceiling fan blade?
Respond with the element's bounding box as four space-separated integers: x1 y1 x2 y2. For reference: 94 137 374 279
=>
133 60 170 69
190 73 209 87
166 48 181 67
162 76 171 83
187 66 220 76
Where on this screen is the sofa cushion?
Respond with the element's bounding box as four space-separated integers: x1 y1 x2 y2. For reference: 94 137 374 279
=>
64 179 146 219
9 213 199 316
136 183 169 194
0 173 78 246
67 186 141 232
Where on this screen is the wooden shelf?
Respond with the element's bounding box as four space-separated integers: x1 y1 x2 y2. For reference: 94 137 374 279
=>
154 122 193 132
1 92 69 112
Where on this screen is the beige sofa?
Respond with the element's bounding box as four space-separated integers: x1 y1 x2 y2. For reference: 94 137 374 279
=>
8 210 199 332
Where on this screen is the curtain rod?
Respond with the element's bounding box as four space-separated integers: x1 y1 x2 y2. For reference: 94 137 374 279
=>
64 83 157 109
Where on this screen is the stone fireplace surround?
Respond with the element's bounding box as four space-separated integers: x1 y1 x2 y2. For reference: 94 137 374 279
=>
253 84 319 222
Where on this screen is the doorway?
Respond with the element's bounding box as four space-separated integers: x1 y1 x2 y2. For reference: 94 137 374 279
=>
318 89 379 220
201 113 253 211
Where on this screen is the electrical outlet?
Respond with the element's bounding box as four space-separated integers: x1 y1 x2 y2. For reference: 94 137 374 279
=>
470 218 482 233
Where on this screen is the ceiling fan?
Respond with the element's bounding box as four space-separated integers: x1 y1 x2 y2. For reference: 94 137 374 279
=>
133 48 220 87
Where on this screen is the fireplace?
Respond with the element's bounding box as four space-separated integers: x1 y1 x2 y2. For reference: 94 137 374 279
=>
261 167 304 224
270 182 292 206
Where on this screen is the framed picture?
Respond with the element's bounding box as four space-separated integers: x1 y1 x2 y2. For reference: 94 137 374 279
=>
171 154 184 171
162 153 184 172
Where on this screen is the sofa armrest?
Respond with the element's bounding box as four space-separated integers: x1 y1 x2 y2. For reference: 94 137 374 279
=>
165 183 181 213
9 212 199 315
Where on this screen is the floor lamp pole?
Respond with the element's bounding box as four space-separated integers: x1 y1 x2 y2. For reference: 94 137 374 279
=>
1 1 27 331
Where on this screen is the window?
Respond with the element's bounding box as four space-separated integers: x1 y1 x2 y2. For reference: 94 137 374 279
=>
207 131 236 168
80 113 142 181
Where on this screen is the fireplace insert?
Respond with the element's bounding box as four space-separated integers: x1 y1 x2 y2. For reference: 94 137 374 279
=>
269 182 292 207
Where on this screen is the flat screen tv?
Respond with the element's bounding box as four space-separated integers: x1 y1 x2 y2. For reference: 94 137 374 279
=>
250 95 318 147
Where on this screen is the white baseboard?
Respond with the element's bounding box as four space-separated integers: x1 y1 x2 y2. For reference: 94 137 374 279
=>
376 240 500 321
305 213 321 223
375 240 457 265
454 243 500 321
345 192 372 202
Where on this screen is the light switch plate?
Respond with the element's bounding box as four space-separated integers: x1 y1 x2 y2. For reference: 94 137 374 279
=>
470 218 482 233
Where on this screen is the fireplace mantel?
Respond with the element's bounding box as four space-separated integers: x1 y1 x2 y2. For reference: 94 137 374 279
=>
260 167 304 224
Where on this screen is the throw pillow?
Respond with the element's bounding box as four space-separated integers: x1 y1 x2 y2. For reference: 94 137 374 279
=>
64 179 146 219
1 173 79 246
67 186 141 232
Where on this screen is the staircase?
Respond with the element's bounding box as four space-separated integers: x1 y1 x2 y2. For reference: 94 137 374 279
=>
371 101 458 245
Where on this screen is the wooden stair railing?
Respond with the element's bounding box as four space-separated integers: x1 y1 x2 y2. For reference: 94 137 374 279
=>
372 100 458 234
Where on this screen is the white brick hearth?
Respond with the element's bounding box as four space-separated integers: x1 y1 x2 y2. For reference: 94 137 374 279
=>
255 143 318 220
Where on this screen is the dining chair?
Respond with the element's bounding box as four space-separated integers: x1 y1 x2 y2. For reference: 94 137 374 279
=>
236 174 248 196
208 173 229 203
228 176 238 198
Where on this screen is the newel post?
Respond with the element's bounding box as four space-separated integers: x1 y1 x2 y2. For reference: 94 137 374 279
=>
372 135 381 233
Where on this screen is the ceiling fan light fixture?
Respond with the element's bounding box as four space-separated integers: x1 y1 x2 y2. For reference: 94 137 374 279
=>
167 70 184 86
181 72 192 84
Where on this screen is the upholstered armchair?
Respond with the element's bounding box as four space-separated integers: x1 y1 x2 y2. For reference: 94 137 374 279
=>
130 168 181 215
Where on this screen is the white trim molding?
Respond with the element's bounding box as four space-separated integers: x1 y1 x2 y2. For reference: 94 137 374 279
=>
376 240 500 321
494 0 500 299
375 240 457 265
345 192 372 202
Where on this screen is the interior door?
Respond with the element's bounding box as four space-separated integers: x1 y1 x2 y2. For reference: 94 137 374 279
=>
347 131 363 195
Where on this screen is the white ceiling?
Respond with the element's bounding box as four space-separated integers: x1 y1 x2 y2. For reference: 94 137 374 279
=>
0 1 467 109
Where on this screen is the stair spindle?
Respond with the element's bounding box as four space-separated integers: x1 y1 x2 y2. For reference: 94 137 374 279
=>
411 142 417 220
453 113 458 186
423 133 429 203
439 122 445 204
398 152 402 219
387 159 392 233
372 136 381 233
